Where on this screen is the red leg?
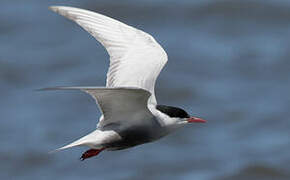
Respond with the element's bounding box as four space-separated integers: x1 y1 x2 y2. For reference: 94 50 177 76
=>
80 148 105 161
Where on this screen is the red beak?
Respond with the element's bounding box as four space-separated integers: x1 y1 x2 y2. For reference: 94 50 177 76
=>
187 117 207 123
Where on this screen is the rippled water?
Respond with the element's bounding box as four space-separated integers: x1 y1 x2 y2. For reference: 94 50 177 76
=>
1 0 290 179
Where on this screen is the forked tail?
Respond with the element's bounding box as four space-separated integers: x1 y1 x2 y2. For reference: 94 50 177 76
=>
50 130 103 153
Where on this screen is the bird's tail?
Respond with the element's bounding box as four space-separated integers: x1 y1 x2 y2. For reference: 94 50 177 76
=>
50 130 103 153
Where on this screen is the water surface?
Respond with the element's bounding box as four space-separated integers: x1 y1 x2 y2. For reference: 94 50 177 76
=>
1 0 290 179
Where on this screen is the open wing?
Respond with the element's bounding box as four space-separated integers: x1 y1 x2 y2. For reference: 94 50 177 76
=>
40 87 152 128
49 6 168 105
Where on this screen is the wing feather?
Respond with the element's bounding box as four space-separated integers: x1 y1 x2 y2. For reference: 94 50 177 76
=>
49 6 167 105
40 86 152 127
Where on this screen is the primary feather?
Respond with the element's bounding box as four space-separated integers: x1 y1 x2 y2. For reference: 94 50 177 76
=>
40 87 152 128
49 6 168 105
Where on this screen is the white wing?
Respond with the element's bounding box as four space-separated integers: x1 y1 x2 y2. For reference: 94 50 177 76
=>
49 6 168 105
40 87 153 128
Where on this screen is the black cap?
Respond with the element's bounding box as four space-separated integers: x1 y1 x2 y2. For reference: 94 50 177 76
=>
156 105 190 118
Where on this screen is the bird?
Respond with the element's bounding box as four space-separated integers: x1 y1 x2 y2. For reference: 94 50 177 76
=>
42 6 206 161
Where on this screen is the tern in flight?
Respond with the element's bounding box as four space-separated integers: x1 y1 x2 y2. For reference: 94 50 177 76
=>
42 6 206 160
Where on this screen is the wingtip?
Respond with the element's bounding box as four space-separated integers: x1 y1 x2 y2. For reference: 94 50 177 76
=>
35 87 65 91
48 6 69 13
35 86 86 91
48 6 58 12
35 87 53 91
49 5 79 12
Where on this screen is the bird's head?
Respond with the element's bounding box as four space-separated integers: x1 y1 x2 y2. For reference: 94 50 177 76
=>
156 105 206 130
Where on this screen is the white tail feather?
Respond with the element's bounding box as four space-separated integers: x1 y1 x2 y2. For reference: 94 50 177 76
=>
49 130 104 153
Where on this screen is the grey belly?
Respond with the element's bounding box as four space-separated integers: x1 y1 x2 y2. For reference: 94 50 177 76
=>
107 128 155 150
103 119 166 151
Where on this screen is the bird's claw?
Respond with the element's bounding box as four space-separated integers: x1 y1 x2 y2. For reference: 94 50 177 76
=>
79 148 105 161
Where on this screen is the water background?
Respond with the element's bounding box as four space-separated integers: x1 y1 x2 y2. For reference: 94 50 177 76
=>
1 0 290 179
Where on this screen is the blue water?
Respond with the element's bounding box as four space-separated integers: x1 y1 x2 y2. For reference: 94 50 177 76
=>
1 0 290 179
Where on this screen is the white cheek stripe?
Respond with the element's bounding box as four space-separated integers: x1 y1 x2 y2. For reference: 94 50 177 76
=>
148 104 180 126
